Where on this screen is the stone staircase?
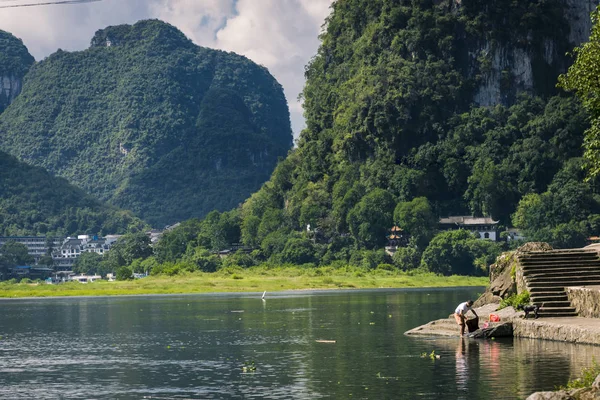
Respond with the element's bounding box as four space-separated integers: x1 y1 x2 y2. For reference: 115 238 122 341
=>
517 249 600 317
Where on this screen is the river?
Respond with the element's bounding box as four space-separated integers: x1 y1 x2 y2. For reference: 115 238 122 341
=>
0 287 598 399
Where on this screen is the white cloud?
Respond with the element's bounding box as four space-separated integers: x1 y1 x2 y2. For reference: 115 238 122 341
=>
0 0 333 138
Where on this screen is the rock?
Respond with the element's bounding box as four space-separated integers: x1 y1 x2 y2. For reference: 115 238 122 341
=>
468 322 513 339
472 292 500 308
525 391 574 400
516 242 553 253
474 252 517 307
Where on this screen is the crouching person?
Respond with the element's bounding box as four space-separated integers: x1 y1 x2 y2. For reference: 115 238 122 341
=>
454 300 478 336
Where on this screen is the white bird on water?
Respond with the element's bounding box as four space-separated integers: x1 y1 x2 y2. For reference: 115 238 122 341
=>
262 291 266 301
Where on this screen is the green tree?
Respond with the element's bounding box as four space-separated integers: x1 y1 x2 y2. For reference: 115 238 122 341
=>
0 241 34 279
559 8 600 177
347 189 396 249
73 252 103 275
37 255 54 268
392 239 422 271
279 238 317 265
393 197 437 249
105 232 152 271
182 248 221 272
421 230 482 276
154 219 203 263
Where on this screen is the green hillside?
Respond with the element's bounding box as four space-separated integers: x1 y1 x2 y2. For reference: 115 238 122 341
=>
0 20 292 227
0 150 145 236
136 0 600 277
0 30 34 114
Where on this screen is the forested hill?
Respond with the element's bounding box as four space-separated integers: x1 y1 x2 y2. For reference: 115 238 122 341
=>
51 0 600 278
0 30 34 114
228 0 600 261
0 19 293 227
0 150 145 236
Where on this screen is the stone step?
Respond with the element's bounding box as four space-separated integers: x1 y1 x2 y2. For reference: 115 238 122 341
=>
526 275 600 283
521 261 600 269
527 280 600 288
528 286 567 293
519 252 599 259
523 266 600 277
530 293 569 302
520 256 597 260
531 301 573 308
520 249 597 254
536 309 578 318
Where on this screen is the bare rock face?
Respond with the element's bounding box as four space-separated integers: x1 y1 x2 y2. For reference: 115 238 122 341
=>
0 76 22 105
473 252 517 307
0 30 34 114
565 0 598 46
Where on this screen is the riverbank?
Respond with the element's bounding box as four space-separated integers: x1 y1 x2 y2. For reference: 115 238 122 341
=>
0 266 487 297
405 301 600 346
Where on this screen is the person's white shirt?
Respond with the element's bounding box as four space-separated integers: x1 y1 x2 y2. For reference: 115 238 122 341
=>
455 302 472 315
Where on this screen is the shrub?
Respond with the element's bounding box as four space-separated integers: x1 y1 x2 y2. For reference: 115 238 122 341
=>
116 266 133 281
279 238 317 265
559 359 600 390
392 244 421 270
377 263 396 271
498 291 530 310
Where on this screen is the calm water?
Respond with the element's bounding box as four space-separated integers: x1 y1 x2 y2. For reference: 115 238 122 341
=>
0 288 599 399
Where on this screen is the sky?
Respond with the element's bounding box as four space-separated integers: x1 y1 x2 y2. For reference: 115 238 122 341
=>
0 0 334 139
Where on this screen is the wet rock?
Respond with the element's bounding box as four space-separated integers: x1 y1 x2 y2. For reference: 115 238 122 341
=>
468 322 513 338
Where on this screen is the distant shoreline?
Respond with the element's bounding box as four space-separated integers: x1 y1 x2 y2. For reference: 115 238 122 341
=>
0 268 487 298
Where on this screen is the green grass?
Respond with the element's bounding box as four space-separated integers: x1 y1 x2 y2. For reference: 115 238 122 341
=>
0 266 488 298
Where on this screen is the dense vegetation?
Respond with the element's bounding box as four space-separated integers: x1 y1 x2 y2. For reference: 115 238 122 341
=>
0 20 292 227
0 150 146 236
104 0 600 279
560 8 600 178
4 1 600 283
0 30 34 114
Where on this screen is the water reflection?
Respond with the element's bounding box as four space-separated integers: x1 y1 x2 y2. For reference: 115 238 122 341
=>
0 289 598 399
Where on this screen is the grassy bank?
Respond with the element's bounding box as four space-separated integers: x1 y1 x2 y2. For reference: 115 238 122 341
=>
0 266 487 298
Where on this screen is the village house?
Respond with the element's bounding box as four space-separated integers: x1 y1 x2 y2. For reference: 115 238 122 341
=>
438 216 499 241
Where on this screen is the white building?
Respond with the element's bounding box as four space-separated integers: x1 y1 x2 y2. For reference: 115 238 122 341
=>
0 236 62 263
439 216 499 241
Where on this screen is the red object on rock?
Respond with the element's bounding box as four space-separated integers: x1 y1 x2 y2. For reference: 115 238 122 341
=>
489 314 500 322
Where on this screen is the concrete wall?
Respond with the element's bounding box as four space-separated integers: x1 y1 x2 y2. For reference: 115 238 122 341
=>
566 286 600 318
513 319 600 345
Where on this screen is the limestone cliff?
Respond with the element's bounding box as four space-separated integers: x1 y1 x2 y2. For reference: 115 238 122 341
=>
0 30 34 114
471 0 600 107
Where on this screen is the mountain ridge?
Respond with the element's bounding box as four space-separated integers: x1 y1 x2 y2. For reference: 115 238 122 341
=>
0 19 292 227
